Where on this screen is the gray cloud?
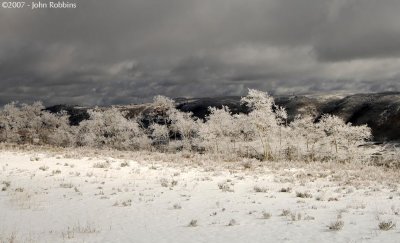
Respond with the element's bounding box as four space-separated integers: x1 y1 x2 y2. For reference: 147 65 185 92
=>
1 0 400 106
314 0 400 61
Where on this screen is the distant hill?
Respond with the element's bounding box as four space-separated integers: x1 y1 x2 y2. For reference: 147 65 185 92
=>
46 92 400 142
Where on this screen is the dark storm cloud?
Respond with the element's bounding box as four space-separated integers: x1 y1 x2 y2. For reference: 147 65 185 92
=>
1 0 400 106
313 0 400 61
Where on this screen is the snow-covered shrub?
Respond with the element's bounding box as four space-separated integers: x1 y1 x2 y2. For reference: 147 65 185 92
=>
230 113 259 158
41 111 76 147
150 123 169 147
169 111 200 150
150 95 200 150
152 95 176 112
290 114 372 162
318 114 371 161
198 106 240 154
240 89 285 160
151 95 175 125
0 102 44 143
0 102 22 143
290 115 325 161
0 102 75 145
76 108 150 150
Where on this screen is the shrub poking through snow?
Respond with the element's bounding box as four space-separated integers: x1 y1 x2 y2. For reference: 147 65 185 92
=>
60 183 74 189
218 182 234 192
188 220 198 227
173 203 182 209
378 220 396 231
280 209 291 216
296 191 313 198
39 166 49 171
227 219 237 226
93 162 109 169
279 187 292 193
1 181 11 191
253 186 268 193
262 211 271 219
328 220 344 231
120 161 129 167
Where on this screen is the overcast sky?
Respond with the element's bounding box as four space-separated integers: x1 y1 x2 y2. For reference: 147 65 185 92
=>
1 0 400 106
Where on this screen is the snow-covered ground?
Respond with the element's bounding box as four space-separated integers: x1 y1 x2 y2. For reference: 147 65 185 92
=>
1 146 400 243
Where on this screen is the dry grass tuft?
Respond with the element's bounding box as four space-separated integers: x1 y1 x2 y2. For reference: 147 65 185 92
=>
39 165 49 171
188 219 198 227
120 161 129 167
378 220 396 231
173 203 182 209
60 183 74 189
262 211 271 219
61 222 98 239
279 187 292 193
296 191 313 198
253 186 268 193
93 161 109 168
328 220 344 231
280 209 291 216
218 182 234 192
227 219 237 226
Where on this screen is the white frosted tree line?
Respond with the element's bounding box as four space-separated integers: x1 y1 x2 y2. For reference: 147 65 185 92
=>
0 89 372 162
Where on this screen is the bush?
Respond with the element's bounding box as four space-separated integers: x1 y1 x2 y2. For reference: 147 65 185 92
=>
0 89 373 163
0 102 74 145
76 108 150 150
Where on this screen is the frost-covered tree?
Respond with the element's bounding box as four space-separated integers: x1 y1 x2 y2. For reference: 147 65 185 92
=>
290 115 324 161
76 108 149 150
150 123 169 146
318 114 371 161
341 123 371 148
19 102 44 143
75 110 102 147
40 111 76 147
289 114 372 161
233 113 255 142
169 111 199 150
151 95 176 125
0 102 24 143
0 102 74 145
319 115 346 155
149 95 200 150
240 89 284 160
198 105 245 156
152 95 176 112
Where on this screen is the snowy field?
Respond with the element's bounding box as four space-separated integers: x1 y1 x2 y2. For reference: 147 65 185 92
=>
1 146 400 243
